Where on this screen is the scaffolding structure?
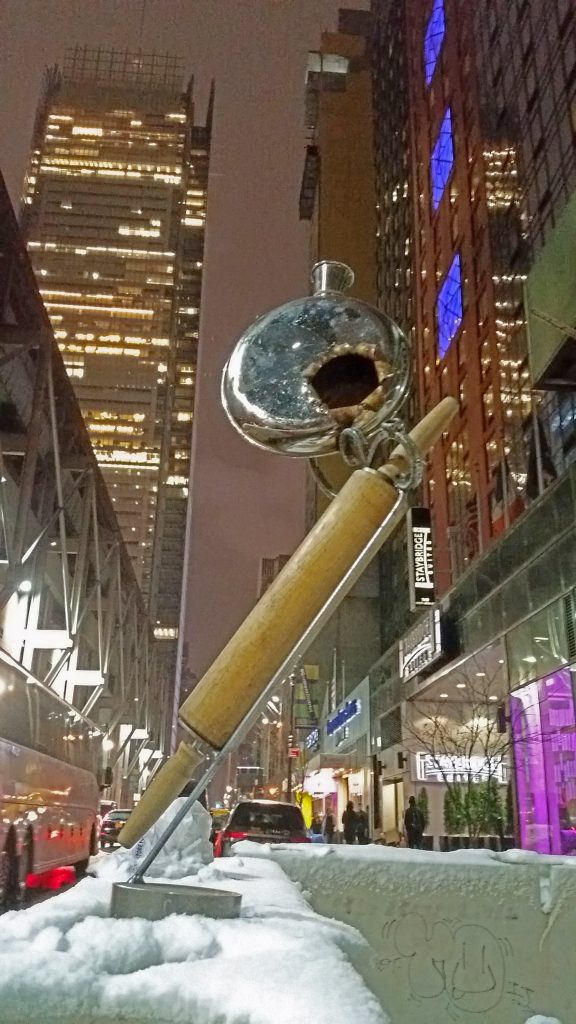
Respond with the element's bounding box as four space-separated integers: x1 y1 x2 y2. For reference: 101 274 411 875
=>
63 45 184 92
0 171 169 802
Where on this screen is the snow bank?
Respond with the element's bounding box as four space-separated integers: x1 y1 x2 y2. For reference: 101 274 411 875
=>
0 803 389 1024
236 841 576 1024
524 1017 564 1024
3 804 571 1024
233 838 576 870
94 797 214 881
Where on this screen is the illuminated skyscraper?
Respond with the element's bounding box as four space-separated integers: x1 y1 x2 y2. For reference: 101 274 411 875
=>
22 48 212 653
298 11 384 696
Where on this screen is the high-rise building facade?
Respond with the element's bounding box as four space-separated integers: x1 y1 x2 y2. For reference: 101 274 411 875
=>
371 0 576 591
371 0 418 652
369 0 576 856
405 0 533 588
22 48 212 653
298 10 384 701
474 0 576 467
300 9 377 306
373 0 576 590
371 0 414 346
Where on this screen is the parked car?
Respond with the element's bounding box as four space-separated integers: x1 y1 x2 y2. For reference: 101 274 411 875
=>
209 808 229 845
213 799 310 857
99 809 131 848
96 800 117 842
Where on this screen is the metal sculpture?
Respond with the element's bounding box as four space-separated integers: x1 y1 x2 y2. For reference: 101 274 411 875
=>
119 261 457 879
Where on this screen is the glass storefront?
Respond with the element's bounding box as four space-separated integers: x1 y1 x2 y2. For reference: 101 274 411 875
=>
380 778 404 845
506 595 569 690
510 667 576 855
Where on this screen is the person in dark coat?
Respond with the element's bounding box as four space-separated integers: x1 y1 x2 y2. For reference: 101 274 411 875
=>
356 808 369 845
342 801 358 844
404 795 425 849
322 809 335 844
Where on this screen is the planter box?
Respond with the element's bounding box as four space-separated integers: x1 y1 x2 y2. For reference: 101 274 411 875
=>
271 843 576 1024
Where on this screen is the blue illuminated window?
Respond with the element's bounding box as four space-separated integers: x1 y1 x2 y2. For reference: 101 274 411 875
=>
436 253 463 358
430 108 454 209
424 0 446 85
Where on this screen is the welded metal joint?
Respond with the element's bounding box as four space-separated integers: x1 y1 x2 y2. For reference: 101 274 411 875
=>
338 418 424 491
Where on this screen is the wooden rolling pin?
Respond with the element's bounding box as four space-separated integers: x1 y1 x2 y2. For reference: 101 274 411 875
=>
120 396 457 848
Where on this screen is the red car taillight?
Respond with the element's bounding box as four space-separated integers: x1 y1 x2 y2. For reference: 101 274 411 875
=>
214 828 250 857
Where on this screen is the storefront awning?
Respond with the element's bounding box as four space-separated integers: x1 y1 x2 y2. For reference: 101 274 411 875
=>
306 752 357 773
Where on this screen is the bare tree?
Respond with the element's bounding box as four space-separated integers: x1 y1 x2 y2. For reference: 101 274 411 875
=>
403 661 522 839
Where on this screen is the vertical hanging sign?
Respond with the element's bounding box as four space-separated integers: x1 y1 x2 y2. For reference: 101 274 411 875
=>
407 507 435 611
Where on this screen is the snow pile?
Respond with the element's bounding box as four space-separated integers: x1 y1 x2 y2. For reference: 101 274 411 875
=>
234 839 576 869
94 798 214 881
525 1018 564 1024
0 805 389 1024
234 841 574 1024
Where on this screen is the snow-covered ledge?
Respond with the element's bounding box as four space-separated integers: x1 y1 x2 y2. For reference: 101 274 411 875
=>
0 804 388 1024
0 801 570 1024
239 842 574 1024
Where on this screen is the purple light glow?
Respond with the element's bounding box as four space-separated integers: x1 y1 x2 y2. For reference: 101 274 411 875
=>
511 669 576 855
424 0 446 86
431 108 454 210
436 252 463 359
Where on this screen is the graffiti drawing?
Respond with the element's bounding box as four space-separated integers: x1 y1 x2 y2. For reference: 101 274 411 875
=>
379 912 515 1016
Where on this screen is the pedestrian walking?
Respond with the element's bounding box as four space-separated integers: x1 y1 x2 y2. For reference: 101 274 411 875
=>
342 801 358 844
404 795 424 849
322 809 335 844
356 807 369 845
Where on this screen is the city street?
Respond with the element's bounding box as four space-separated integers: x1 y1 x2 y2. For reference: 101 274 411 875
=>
0 0 575 1020
0 853 110 915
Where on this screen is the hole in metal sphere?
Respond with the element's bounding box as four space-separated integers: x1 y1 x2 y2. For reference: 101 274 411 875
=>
310 353 379 409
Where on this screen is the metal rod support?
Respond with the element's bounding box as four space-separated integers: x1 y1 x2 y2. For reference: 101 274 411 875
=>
130 752 224 883
129 494 407 881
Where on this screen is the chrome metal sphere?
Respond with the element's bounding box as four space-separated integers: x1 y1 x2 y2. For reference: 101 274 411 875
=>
222 261 411 457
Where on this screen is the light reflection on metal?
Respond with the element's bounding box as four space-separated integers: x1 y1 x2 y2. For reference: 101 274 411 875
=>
222 260 411 458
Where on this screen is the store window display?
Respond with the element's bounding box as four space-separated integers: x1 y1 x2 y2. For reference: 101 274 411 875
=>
511 668 576 855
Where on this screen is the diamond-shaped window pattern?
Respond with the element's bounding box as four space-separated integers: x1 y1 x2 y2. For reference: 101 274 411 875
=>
437 253 463 359
424 0 446 86
431 108 454 210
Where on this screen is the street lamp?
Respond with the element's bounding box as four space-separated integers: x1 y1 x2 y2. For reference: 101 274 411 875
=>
286 674 296 803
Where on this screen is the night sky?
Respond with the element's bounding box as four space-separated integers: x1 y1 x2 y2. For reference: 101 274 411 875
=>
1 0 369 682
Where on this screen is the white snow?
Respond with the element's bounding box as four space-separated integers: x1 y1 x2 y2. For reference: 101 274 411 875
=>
233 837 576 869
524 1018 564 1024
234 840 574 1024
0 800 389 1024
94 797 214 881
2 805 572 1024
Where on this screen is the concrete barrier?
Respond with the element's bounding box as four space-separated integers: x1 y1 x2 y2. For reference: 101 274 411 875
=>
269 847 575 1024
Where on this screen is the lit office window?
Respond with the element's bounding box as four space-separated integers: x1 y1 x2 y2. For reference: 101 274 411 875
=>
430 108 454 209
437 253 463 359
424 0 446 85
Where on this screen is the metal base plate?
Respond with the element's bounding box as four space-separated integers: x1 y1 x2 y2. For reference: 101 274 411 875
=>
111 881 241 921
